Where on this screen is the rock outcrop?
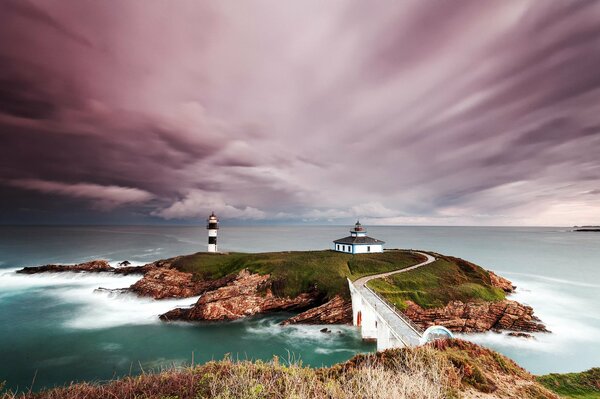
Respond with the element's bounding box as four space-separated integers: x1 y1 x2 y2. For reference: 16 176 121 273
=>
403 299 548 333
160 269 318 321
16 259 155 275
489 271 515 293
17 260 114 274
281 295 352 325
130 268 237 300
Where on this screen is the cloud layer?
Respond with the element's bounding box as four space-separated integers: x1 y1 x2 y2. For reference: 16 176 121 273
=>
0 0 599 225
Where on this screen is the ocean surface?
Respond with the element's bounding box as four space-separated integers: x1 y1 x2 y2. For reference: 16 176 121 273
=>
0 225 599 392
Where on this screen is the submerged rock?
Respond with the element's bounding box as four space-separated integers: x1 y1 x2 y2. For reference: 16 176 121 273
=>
281 295 352 325
507 332 534 338
160 269 318 321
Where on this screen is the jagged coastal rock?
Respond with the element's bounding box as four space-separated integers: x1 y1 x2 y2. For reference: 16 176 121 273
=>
16 259 153 275
160 269 318 321
403 299 548 333
489 271 515 293
129 267 237 299
17 260 114 274
281 295 352 325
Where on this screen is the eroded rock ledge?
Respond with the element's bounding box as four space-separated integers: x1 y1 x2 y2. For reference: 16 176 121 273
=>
130 268 238 300
403 299 548 333
281 295 352 325
160 269 319 322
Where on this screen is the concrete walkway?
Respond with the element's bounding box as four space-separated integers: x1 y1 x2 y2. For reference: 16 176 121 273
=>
352 251 436 346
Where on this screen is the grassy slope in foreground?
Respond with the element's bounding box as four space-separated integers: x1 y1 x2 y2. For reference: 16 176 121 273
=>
1 340 559 399
367 254 507 310
171 249 425 299
538 368 600 398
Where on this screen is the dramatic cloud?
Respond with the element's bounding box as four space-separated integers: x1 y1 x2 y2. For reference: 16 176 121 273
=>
154 190 266 220
0 0 599 225
6 179 154 210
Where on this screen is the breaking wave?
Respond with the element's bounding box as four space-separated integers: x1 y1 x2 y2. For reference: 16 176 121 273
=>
0 268 199 329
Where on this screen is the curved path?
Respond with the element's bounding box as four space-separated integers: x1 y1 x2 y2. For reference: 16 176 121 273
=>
354 251 436 288
351 251 436 346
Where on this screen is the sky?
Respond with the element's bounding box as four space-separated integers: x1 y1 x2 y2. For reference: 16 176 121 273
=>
0 0 599 226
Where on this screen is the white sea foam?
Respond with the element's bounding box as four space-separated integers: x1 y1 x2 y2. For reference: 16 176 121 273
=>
107 260 149 268
461 275 600 355
0 268 199 329
314 348 356 354
245 318 358 346
496 271 600 288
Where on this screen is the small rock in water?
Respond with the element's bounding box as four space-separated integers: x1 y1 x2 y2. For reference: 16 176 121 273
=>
507 332 533 339
320 328 331 333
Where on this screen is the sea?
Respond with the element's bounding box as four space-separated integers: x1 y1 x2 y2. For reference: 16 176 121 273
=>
0 225 598 392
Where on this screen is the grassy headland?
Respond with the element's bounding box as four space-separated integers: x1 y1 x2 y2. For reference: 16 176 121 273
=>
367 254 506 310
170 249 426 299
0 340 559 399
538 368 600 398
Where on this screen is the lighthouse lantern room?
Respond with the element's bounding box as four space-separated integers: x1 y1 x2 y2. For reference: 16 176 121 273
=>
207 212 219 252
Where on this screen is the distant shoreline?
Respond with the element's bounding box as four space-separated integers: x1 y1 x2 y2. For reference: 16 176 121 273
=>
573 226 600 232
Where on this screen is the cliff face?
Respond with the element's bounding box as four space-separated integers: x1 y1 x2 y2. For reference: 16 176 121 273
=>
281 295 352 325
160 269 319 321
403 299 548 333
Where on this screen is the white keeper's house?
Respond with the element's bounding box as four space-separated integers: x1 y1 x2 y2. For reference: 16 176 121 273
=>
333 221 385 254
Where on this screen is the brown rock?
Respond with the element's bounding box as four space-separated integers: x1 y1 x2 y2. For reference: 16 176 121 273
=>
17 260 158 275
280 295 352 325
17 260 114 274
130 268 238 300
489 271 515 293
160 269 318 321
403 299 548 333
508 332 534 338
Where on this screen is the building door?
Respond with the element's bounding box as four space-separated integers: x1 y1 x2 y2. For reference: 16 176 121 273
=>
357 311 362 326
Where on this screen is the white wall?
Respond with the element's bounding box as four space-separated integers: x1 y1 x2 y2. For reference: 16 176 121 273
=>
353 244 383 254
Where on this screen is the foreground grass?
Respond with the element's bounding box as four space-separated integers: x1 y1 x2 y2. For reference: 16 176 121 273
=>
0 340 558 399
367 254 506 309
538 368 600 398
171 249 425 299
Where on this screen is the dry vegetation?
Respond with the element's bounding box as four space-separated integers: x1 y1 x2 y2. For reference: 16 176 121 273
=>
1 340 558 399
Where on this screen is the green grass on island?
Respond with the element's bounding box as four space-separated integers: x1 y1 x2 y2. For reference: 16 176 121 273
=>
538 368 600 398
169 249 506 310
366 254 506 310
171 249 426 300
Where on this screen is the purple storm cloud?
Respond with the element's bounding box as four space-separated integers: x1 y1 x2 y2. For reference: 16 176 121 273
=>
0 0 599 225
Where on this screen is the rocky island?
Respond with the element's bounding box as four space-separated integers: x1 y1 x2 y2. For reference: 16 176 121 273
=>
16 249 547 335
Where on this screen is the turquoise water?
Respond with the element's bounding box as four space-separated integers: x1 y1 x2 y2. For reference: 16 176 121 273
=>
0 225 599 391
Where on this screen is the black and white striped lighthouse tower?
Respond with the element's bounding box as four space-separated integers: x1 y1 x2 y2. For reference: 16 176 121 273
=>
206 212 219 252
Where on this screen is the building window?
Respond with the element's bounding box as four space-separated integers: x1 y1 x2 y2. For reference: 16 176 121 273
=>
367 246 370 252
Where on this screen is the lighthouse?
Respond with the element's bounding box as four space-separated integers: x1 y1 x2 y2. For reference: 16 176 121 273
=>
206 212 219 252
333 220 384 254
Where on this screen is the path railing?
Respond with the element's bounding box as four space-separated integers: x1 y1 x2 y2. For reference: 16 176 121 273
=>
363 284 424 335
